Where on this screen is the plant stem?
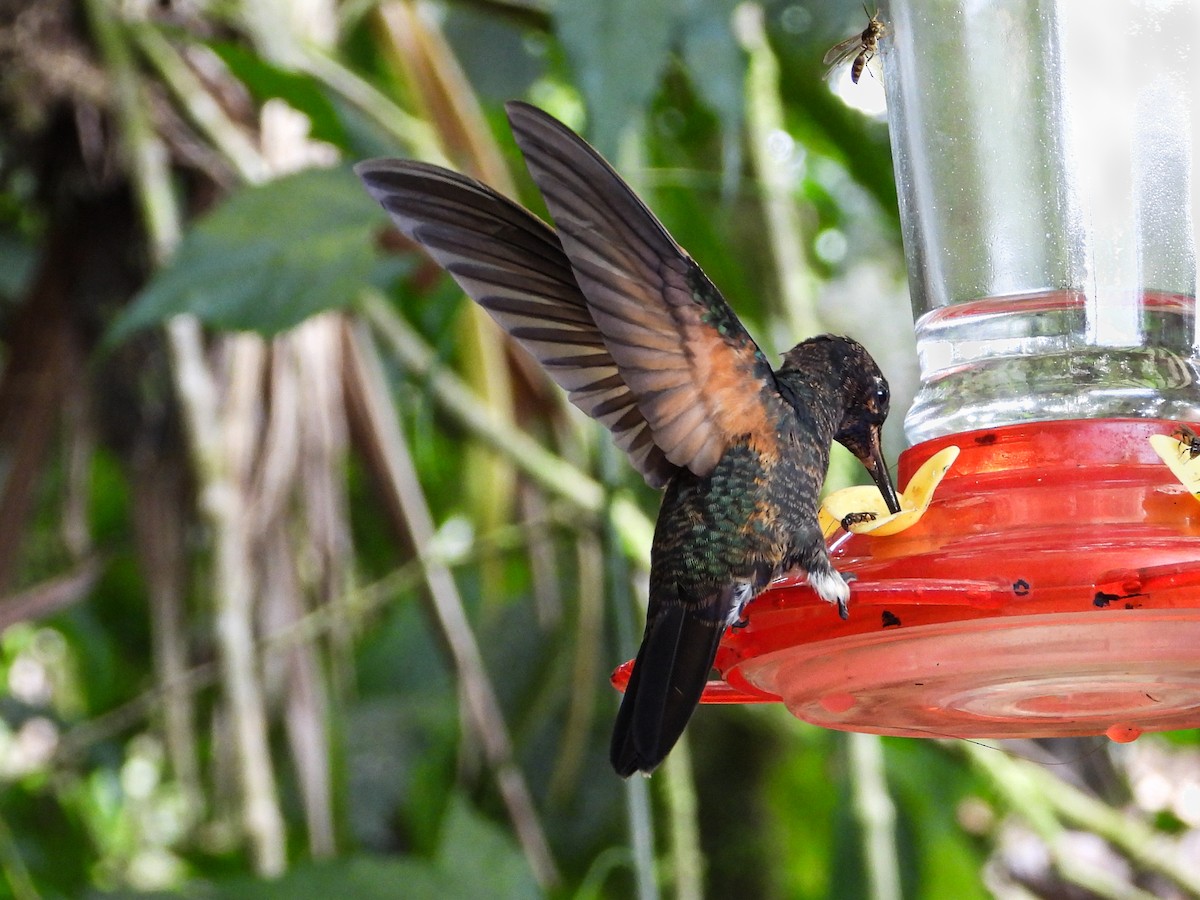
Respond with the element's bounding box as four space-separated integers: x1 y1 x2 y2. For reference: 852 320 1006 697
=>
298 48 447 162
343 319 561 889
0 810 39 900
58 513 557 762
662 739 704 900
849 733 901 900
961 741 1200 898
598 440 659 900
83 0 286 875
131 23 270 183
737 2 820 342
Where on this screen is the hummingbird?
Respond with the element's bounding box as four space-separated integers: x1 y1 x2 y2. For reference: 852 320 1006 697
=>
356 102 902 777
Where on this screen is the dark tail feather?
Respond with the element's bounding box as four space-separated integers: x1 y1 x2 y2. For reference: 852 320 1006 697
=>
610 606 724 776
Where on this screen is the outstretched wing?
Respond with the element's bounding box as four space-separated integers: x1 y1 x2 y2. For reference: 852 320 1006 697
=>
355 159 676 487
505 101 778 477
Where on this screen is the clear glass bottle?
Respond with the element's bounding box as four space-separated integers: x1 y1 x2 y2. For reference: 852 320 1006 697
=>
881 0 1200 443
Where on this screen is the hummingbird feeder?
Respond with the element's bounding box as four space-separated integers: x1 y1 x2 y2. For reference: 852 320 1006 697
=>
614 0 1200 742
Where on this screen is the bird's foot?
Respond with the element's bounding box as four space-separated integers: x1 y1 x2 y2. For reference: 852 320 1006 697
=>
809 566 853 620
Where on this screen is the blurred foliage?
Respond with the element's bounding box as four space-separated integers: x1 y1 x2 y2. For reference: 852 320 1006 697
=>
0 1 1195 899
111 167 381 338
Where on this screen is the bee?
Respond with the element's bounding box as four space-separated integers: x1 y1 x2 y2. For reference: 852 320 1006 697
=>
1172 424 1200 460
823 6 886 84
840 511 878 531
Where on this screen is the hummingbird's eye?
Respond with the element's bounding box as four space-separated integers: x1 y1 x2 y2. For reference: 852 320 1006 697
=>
873 384 889 410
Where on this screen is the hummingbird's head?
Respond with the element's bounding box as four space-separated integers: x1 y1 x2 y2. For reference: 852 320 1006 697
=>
783 335 902 514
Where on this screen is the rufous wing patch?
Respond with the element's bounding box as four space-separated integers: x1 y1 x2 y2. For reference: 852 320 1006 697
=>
506 101 779 479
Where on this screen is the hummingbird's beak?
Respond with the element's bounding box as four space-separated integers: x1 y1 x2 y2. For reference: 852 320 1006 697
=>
862 427 901 515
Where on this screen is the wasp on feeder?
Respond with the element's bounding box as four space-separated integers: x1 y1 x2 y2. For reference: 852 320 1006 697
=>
824 5 886 84
1172 424 1200 460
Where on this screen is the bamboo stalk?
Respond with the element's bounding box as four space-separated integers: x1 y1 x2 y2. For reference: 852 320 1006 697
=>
342 319 560 889
131 23 270 183
130 450 203 820
377 0 515 188
292 317 357 703
297 49 446 162
261 527 336 858
252 325 339 859
364 291 670 891
848 733 901 900
661 741 703 900
375 0 522 602
200 329 287 877
961 741 1200 898
736 2 820 342
83 0 287 874
737 2 860 494
546 532 602 803
597 440 660 900
141 15 349 858
0 558 103 631
57 512 558 761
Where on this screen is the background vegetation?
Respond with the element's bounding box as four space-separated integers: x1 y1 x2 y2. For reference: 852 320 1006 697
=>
0 0 1197 897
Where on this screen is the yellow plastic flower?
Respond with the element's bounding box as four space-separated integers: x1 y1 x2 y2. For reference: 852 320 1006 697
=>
819 445 960 537
1149 430 1200 499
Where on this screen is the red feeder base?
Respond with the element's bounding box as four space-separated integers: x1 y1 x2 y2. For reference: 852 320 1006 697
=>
611 418 1200 740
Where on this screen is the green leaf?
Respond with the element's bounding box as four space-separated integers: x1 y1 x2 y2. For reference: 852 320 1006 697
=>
208 42 348 147
679 0 744 135
555 0 675 155
885 739 991 900
679 0 745 194
0 230 36 301
202 858 449 899
109 167 382 340
432 796 540 899
166 795 540 900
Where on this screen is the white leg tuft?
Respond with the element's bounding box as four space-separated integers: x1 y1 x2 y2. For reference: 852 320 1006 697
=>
723 582 757 628
808 566 851 612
